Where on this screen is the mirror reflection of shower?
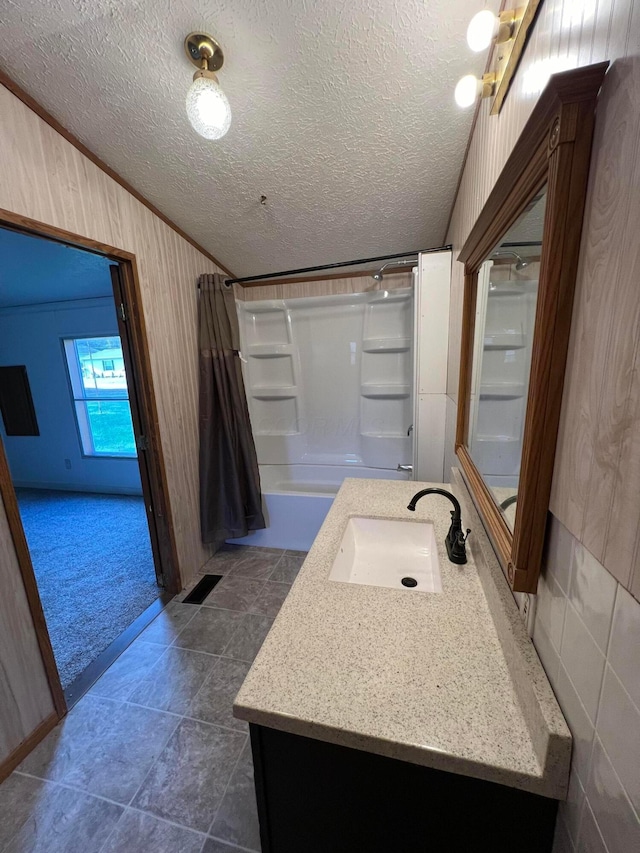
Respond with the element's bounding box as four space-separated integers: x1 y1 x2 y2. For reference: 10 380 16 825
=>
371 257 418 281
468 186 547 533
490 250 530 271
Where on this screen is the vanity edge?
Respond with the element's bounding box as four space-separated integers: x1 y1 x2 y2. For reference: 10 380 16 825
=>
451 467 572 795
234 476 571 800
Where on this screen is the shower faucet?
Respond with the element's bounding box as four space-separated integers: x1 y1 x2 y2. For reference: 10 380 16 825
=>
407 488 470 565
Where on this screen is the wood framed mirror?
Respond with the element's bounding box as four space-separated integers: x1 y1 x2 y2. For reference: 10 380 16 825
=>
455 62 608 593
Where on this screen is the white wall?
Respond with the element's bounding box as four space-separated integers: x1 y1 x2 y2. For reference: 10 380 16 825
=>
0 297 142 495
413 250 451 482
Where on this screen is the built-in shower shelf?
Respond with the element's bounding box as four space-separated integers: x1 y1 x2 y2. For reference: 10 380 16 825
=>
479 383 526 400
483 333 525 349
488 281 538 297
361 432 409 439
242 303 286 314
247 344 292 359
488 287 525 297
360 384 410 399
252 387 297 400
362 337 411 353
474 435 521 445
368 289 413 304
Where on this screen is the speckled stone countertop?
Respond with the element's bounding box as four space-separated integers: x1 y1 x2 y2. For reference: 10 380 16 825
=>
234 478 571 798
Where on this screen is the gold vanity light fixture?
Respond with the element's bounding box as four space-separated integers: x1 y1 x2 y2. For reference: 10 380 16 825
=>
466 9 517 53
454 72 496 109
454 1 542 114
184 32 231 139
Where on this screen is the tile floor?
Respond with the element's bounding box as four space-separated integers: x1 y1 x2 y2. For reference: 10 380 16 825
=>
0 545 306 853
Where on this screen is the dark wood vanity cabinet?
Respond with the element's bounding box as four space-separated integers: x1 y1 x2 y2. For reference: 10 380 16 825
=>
250 725 558 853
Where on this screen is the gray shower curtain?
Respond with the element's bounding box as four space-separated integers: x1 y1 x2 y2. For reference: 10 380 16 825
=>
198 273 266 544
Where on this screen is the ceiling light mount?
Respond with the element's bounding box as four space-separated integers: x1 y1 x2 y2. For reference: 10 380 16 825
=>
184 33 224 73
184 31 231 140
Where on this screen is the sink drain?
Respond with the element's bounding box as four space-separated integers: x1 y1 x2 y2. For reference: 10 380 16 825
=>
401 577 418 588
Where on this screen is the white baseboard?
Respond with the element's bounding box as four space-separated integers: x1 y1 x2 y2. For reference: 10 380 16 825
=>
11 480 143 497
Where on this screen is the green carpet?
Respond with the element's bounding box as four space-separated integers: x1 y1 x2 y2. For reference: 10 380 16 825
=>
16 488 160 690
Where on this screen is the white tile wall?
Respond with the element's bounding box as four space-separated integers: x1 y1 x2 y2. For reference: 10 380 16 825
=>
608 586 640 711
533 617 561 691
538 569 568 651
443 395 458 485
414 393 447 482
578 803 608 853
544 516 574 595
563 771 586 841
535 515 640 853
560 603 606 723
570 545 617 653
553 662 595 787
586 738 640 853
596 667 640 814
554 816 575 853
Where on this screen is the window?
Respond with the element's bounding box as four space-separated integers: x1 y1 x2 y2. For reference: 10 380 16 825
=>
63 336 137 457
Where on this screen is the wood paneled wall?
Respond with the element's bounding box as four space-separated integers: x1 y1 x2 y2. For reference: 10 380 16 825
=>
0 502 56 764
445 1 640 600
0 79 227 756
239 270 413 301
0 82 223 586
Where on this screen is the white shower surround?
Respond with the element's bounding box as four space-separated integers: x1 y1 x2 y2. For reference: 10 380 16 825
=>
230 288 414 549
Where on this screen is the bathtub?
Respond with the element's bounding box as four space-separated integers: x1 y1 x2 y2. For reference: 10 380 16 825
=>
226 464 409 551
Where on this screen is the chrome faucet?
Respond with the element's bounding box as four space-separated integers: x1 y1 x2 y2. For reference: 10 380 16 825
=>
407 488 470 565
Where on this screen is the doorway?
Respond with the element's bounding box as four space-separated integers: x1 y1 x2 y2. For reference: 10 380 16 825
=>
0 219 179 708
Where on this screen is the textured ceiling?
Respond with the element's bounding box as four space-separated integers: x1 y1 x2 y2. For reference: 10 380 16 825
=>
0 227 113 307
0 0 499 277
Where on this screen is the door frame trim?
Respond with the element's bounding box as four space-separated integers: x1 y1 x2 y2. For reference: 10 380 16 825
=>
0 711 59 785
0 439 67 717
109 261 176 589
0 207 182 731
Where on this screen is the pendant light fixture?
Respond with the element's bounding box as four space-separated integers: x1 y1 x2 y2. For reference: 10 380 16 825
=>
184 32 231 140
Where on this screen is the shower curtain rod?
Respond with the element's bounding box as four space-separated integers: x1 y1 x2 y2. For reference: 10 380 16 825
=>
222 244 452 287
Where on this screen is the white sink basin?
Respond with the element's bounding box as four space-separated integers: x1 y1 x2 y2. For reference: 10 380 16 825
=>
329 517 442 592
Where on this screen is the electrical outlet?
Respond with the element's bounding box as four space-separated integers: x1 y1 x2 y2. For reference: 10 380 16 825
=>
519 593 537 637
64 458 72 469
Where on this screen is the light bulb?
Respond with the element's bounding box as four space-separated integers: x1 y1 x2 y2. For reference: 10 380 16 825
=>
454 75 481 108
466 10 499 52
186 74 231 139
